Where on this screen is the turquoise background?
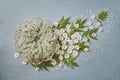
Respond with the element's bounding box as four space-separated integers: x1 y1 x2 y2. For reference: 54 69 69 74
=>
0 0 120 80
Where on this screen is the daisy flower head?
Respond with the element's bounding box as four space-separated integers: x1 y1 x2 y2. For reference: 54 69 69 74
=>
67 48 73 54
59 36 64 41
62 40 66 45
87 20 92 26
91 15 96 20
65 37 70 42
74 24 79 28
51 59 57 65
66 24 71 29
53 21 58 27
64 53 70 58
74 45 80 50
72 50 78 56
74 39 79 44
60 28 65 34
68 40 73 45
71 34 76 39
84 47 89 52
63 32 68 38
83 27 88 32
66 28 71 33
82 37 88 42
14 52 21 58
98 27 103 32
62 45 68 50
35 67 39 71
96 22 101 27
89 26 94 30
22 58 28 65
91 33 97 37
69 45 74 49
59 55 63 60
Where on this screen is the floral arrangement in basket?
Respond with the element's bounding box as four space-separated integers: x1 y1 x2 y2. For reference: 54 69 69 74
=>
14 11 108 71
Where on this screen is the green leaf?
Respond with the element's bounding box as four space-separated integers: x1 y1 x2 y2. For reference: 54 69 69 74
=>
75 19 87 28
58 16 70 28
89 28 99 40
97 11 108 22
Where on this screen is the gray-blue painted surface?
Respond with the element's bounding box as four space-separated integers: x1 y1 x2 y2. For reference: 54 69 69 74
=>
0 0 120 80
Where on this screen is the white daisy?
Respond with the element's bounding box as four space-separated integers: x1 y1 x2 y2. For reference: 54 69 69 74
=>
72 50 78 56
62 45 67 50
65 37 70 42
69 45 74 49
67 48 72 54
66 24 71 29
60 50 64 55
60 28 65 33
98 27 103 32
71 34 76 39
63 32 68 37
51 59 57 65
87 20 92 26
84 48 89 52
68 40 73 44
35 67 39 71
74 32 80 36
66 28 71 33
64 54 70 58
62 41 66 45
59 55 63 60
74 45 80 50
53 21 58 27
91 15 96 20
91 33 97 37
89 26 94 30
76 35 82 40
82 37 88 42
74 39 79 44
96 22 101 27
14 52 21 58
59 36 64 41
83 27 88 32
22 58 28 65
74 24 79 28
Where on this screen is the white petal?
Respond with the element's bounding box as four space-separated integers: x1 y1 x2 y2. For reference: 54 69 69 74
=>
91 15 96 20
87 21 92 26
14 52 20 58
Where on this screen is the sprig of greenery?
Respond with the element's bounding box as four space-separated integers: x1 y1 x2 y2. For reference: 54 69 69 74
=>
97 11 108 22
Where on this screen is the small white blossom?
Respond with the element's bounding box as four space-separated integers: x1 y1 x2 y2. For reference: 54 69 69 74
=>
98 27 103 32
60 50 64 55
64 54 70 58
68 40 73 44
51 59 57 65
84 48 89 52
96 22 101 27
74 45 80 50
89 26 94 30
14 52 21 58
65 37 70 42
62 41 66 45
74 24 79 28
74 32 80 36
91 15 96 20
87 20 92 26
22 58 28 65
59 36 64 41
83 37 88 42
69 45 74 49
59 55 63 60
60 28 65 33
53 21 58 27
62 45 67 50
71 34 76 39
83 27 88 32
73 50 78 56
91 33 97 37
67 48 72 54
63 33 68 37
74 39 79 44
66 24 71 29
35 67 39 71
76 35 82 40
